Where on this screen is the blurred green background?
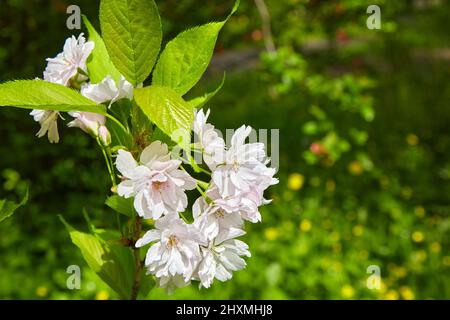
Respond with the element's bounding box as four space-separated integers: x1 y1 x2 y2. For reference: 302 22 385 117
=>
0 0 449 300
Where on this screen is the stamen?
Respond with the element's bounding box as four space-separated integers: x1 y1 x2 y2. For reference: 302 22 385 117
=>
167 235 178 249
214 208 226 218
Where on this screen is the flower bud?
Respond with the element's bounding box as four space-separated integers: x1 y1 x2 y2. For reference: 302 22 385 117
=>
99 125 111 147
68 112 110 145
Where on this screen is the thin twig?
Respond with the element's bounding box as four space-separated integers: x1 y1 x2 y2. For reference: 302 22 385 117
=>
254 0 276 54
130 217 142 300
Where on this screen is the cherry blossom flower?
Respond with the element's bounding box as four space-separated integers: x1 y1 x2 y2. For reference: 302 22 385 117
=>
193 109 225 169
81 75 133 106
115 141 196 219
193 191 245 244
43 33 94 86
29 109 61 143
237 175 278 222
212 125 278 198
30 34 94 143
68 75 133 146
135 214 205 282
196 235 251 289
67 111 111 146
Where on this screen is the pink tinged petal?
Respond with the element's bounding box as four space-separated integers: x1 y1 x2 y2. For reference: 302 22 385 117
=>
229 171 243 190
237 166 261 181
144 243 162 266
222 251 247 271
131 165 152 180
238 143 265 162
118 76 134 100
216 227 245 245
151 159 180 172
181 173 197 190
192 197 206 220
169 170 196 189
222 212 244 229
81 41 95 65
116 150 138 178
160 183 177 207
68 112 105 136
177 242 196 260
140 140 169 164
198 252 215 288
135 230 161 248
222 177 233 197
215 263 233 282
133 191 146 217
152 173 168 183
212 169 226 195
199 214 220 241
98 126 111 146
155 213 178 229
152 200 166 220
224 239 251 257
81 76 118 104
117 180 134 198
168 249 185 276
231 125 252 148
175 188 189 212
243 210 261 223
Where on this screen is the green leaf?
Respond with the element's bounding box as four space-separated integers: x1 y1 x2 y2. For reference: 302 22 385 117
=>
188 73 225 108
151 127 176 148
134 85 193 148
111 99 132 128
59 215 135 299
100 0 162 86
108 120 133 149
152 1 239 95
130 101 153 150
139 272 155 298
131 102 152 135
0 80 106 114
83 15 121 84
105 195 134 217
0 187 28 223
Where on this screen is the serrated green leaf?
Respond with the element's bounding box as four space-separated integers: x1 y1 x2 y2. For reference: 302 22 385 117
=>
134 85 193 149
59 215 135 299
105 195 134 217
0 80 106 114
152 1 238 95
100 0 162 86
83 15 121 84
188 73 225 108
0 187 28 223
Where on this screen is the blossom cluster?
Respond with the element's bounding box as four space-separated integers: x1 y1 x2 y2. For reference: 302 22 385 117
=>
118 111 278 291
31 33 133 144
31 33 278 292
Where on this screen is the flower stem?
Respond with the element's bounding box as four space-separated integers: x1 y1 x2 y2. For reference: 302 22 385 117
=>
106 147 117 184
197 166 211 175
105 113 129 135
179 212 190 223
130 217 142 300
98 139 117 188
